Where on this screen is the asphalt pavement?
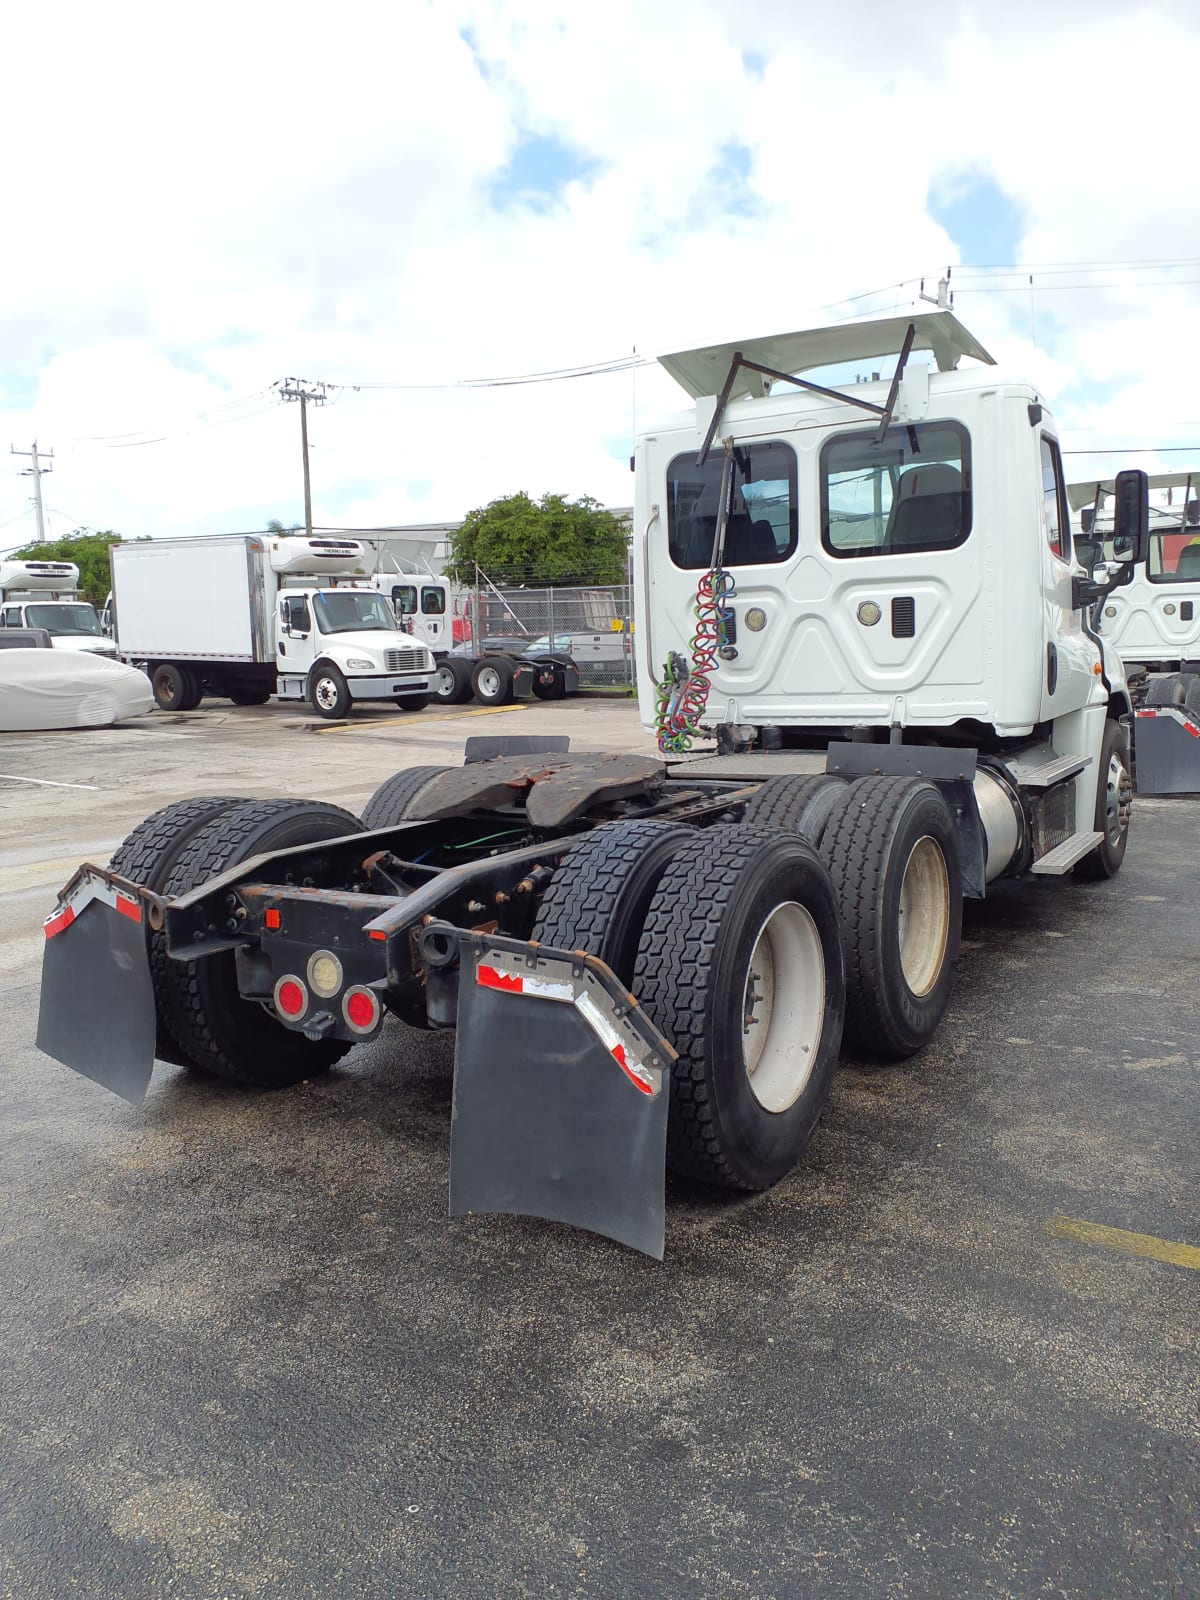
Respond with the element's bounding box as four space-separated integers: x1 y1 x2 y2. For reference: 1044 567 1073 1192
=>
0 696 1196 1600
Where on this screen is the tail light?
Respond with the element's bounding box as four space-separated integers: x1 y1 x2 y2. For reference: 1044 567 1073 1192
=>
274 976 308 1020
342 985 382 1036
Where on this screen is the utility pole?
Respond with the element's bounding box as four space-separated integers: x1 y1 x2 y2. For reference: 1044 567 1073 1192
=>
275 379 327 538
10 441 53 543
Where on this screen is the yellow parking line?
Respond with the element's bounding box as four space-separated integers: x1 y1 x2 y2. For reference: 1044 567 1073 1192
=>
315 704 527 734
1044 1215 1200 1271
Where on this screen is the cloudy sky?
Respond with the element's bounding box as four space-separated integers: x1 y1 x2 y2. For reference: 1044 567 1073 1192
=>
2 0 1199 551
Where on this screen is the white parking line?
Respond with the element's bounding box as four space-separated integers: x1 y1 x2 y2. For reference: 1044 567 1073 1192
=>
0 774 100 790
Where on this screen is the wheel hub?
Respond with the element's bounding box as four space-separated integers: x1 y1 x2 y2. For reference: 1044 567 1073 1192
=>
897 836 950 997
741 900 825 1113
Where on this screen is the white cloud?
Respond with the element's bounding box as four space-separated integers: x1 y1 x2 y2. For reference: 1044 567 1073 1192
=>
2 0 1199 548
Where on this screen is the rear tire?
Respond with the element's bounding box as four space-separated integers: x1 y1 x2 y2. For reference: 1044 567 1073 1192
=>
741 773 848 844
633 825 845 1191
472 657 515 706
819 777 962 1058
361 765 451 828
229 687 271 707
151 663 198 712
394 693 430 713
1077 719 1132 881
1147 673 1187 707
532 819 695 985
432 657 474 705
159 800 365 1087
108 796 249 1067
1184 676 1200 719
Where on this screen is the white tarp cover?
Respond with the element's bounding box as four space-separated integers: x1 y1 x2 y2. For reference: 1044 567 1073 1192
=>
0 649 155 731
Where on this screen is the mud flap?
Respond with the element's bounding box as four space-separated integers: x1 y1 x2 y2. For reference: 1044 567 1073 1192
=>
1133 706 1200 795
441 930 675 1258
36 875 157 1105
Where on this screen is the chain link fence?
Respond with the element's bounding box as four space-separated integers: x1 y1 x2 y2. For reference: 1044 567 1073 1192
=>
454 582 636 688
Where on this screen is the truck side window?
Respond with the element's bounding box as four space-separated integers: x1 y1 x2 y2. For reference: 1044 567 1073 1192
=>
420 586 446 615
392 585 417 615
821 422 971 558
1040 436 1069 561
666 440 797 570
284 597 311 634
1 608 19 627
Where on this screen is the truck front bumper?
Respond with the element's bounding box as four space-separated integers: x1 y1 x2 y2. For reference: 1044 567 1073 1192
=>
346 673 431 700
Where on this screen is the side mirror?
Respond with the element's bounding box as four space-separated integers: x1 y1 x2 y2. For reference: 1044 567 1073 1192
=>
1112 468 1149 563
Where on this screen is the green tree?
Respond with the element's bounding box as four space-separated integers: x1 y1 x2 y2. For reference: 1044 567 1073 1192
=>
445 492 629 586
10 529 124 604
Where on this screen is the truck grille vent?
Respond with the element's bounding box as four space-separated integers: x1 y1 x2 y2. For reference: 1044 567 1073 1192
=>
384 648 426 673
1033 784 1074 858
891 596 916 638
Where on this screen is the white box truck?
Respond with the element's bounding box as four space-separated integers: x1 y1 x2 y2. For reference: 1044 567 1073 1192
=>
111 534 434 718
0 560 118 658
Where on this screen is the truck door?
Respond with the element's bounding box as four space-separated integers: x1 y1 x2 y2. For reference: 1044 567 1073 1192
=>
277 594 315 676
1097 517 1200 663
1038 433 1094 718
419 584 446 647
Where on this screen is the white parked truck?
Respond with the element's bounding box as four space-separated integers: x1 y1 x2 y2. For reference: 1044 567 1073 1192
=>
1069 471 1200 792
36 309 1150 1258
111 534 434 718
0 560 118 658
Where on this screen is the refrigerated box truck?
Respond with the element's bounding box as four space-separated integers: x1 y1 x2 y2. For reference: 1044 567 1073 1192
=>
112 534 434 718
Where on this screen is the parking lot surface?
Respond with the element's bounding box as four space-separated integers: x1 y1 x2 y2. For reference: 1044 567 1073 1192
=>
1 697 1196 1599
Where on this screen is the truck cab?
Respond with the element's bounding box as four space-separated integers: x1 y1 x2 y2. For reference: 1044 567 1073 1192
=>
1070 472 1200 675
274 582 433 716
635 309 1141 868
370 574 451 651
0 561 117 658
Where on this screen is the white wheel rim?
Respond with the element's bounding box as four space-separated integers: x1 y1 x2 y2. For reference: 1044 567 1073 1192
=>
742 901 826 1113
478 667 500 697
434 667 455 697
1102 749 1131 844
898 836 950 997
315 678 338 710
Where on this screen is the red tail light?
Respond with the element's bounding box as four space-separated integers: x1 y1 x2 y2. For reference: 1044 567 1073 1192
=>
274 976 308 1020
342 986 381 1035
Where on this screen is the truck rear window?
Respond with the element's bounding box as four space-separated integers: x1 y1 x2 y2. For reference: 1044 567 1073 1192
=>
666 440 797 570
1149 532 1200 583
821 422 972 558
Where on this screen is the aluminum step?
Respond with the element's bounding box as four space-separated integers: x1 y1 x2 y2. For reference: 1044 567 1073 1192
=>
1008 751 1091 789
1029 830 1103 875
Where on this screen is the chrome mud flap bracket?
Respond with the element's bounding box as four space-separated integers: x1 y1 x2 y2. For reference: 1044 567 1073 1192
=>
420 924 676 1258
36 867 160 1105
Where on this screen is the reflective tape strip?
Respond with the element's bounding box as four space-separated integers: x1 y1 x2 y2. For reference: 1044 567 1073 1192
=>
43 905 76 940
44 875 143 939
477 962 573 1003
575 989 655 1096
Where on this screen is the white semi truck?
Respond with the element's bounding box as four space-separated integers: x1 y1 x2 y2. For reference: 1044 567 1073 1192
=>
36 309 1150 1257
1069 472 1200 792
0 560 118 658
111 534 434 718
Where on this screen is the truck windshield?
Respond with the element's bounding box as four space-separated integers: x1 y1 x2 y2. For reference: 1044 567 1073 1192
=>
25 604 103 636
312 591 396 634
821 422 971 558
